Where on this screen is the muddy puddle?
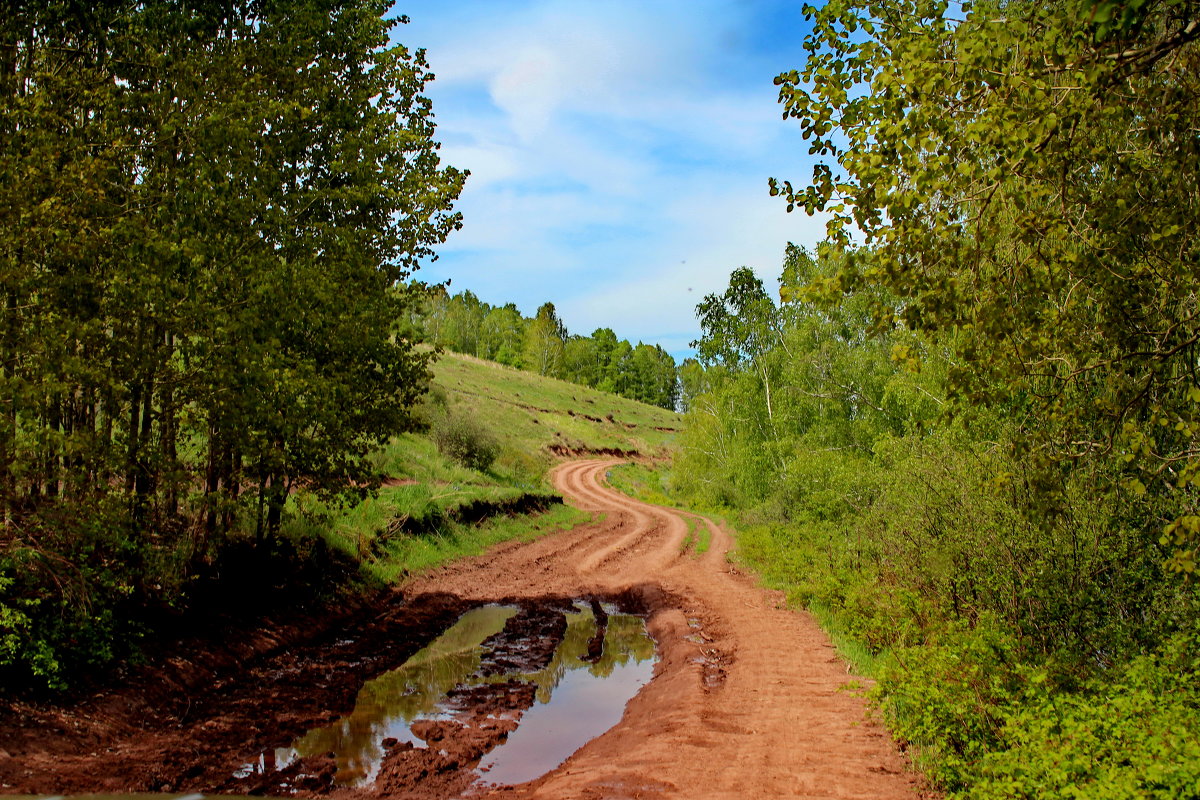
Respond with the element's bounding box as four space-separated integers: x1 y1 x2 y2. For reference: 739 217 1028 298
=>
232 598 656 795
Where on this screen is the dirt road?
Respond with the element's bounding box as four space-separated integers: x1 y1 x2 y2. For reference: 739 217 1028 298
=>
0 458 928 800
429 459 928 799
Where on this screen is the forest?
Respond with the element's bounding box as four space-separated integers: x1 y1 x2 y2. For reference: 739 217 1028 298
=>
412 287 682 411
0 1 464 686
669 0 1200 795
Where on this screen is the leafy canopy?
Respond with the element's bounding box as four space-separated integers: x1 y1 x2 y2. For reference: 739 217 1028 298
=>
773 0 1200 570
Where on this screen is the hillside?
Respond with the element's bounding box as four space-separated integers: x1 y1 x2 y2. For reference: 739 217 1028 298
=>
306 350 683 584
430 351 682 458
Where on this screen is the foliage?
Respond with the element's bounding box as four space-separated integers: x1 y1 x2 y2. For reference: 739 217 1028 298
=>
0 0 463 689
678 4 1200 791
773 0 1200 570
0 571 60 687
969 625 1200 800
415 287 681 410
431 411 500 472
876 621 1200 798
672 235 1198 795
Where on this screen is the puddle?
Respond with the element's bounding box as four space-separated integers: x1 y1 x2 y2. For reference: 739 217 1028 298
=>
236 600 656 791
236 604 518 786
475 607 656 786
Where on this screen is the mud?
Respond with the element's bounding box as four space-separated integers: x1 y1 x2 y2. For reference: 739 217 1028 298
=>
545 444 639 459
0 458 934 800
219 598 640 799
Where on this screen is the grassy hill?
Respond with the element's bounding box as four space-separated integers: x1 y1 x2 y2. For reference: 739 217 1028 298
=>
297 351 683 583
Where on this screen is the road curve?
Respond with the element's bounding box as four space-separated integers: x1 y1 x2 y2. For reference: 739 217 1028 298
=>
407 459 929 800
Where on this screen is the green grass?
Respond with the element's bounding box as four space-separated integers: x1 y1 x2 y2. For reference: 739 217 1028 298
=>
679 516 712 556
287 350 681 586
606 463 717 559
430 352 683 460
692 518 711 555
606 461 877 677
605 462 674 506
356 505 595 583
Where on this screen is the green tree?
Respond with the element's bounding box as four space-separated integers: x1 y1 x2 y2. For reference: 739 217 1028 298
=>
774 0 1200 570
443 290 487 356
0 0 464 686
693 267 785 423
561 336 600 386
523 302 567 376
677 358 708 413
626 344 679 410
482 303 527 366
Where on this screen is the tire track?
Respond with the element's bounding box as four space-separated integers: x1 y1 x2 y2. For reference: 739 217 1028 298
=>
0 458 931 800
422 458 932 800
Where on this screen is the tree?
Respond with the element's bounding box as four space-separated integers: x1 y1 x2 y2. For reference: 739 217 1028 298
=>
678 358 708 413
481 304 526 366
443 290 487 356
693 267 785 425
561 336 600 386
773 0 1200 571
523 302 567 376
626 344 679 410
0 0 464 684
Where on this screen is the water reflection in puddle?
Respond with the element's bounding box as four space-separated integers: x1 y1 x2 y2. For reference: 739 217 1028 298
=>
476 610 656 786
235 601 656 789
236 604 518 786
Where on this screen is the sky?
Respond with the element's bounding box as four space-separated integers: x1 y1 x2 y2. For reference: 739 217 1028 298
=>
396 0 829 361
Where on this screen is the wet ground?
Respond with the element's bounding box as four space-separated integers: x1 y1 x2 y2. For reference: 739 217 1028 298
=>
227 600 656 796
0 459 933 800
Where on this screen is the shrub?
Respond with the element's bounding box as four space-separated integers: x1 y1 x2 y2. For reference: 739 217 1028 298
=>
431 411 499 472
968 626 1200 800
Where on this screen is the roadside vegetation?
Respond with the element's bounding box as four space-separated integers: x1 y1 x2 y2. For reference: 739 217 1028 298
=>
650 2 1200 797
311 352 680 589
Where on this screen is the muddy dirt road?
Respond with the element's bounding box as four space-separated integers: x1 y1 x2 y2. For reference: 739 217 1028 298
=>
0 458 928 800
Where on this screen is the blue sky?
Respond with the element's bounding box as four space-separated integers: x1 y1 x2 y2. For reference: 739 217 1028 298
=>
396 1 829 360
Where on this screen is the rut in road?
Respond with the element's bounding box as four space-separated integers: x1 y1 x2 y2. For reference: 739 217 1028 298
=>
0 459 930 800
406 458 929 800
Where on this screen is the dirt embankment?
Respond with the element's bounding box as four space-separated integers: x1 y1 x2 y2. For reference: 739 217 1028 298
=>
0 459 933 800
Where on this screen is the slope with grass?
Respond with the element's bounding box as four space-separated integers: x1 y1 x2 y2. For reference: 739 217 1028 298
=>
295 350 683 588
0 347 683 696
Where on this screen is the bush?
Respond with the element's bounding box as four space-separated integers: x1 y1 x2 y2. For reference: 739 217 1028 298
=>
874 618 1024 789
0 504 151 692
964 624 1200 800
431 411 499 472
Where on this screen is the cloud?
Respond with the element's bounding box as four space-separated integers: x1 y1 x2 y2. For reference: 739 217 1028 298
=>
401 0 826 360
558 184 830 355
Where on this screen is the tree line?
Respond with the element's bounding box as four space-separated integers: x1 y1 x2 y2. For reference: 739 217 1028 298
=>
674 0 1200 795
0 1 463 687
412 287 683 411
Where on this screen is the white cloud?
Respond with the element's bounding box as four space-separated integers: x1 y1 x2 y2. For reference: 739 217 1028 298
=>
403 0 828 360
557 183 830 354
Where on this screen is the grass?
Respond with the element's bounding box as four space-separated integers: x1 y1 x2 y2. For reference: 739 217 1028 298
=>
429 352 683 459
288 350 682 585
679 516 712 556
692 518 712 555
606 463 716 559
605 462 674 506
344 505 597 584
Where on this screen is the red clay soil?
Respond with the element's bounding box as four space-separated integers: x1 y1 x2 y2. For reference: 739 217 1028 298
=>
0 458 933 800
